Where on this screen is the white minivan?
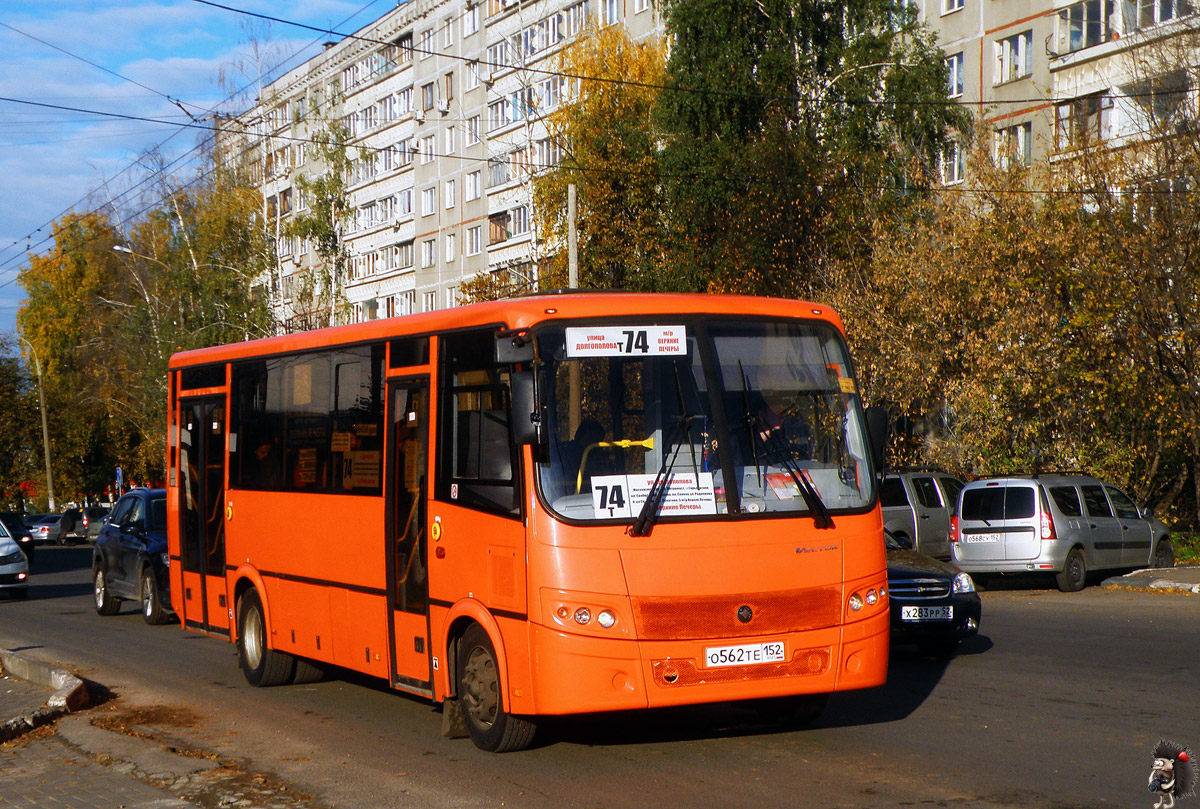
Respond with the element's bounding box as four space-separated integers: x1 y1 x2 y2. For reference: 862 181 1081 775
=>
950 474 1174 592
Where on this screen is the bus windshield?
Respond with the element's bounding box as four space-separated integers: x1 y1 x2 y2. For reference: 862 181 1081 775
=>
536 318 875 524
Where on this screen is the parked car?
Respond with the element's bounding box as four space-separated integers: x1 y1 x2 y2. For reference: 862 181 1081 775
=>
880 469 965 560
24 513 49 531
92 488 172 625
0 530 29 599
81 506 110 542
886 530 980 656
0 512 35 564
29 514 64 546
59 507 87 541
951 474 1174 592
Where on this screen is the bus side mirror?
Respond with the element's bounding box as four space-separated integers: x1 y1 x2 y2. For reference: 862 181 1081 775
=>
510 370 542 445
495 332 534 364
864 405 888 476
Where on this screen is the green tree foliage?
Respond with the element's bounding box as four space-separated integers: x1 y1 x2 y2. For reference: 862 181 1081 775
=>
656 0 970 296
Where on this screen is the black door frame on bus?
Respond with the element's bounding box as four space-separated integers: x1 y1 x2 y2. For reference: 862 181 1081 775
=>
177 394 231 638
385 376 435 695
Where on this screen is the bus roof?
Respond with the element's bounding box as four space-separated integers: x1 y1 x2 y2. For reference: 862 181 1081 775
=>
168 292 845 369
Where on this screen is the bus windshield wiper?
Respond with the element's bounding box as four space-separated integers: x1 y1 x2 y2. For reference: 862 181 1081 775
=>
738 363 833 529
630 360 701 538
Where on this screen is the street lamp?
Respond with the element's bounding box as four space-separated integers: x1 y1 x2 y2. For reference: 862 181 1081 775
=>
17 336 55 511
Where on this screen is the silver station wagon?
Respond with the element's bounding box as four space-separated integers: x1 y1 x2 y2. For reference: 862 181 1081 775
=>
950 474 1174 592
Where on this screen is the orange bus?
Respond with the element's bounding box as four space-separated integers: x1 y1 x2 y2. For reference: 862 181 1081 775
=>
166 292 889 752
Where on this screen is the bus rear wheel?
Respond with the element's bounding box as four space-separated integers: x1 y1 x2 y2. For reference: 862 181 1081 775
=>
237 589 294 687
457 624 536 752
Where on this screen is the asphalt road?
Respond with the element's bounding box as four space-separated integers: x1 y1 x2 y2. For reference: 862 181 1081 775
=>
1 546 1197 809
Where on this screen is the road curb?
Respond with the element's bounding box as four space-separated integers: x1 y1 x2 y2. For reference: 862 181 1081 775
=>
0 647 90 742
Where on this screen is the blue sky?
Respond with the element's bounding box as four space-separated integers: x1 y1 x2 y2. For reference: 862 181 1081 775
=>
0 0 392 334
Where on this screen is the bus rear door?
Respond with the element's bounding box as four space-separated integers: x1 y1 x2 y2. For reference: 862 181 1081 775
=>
178 396 232 637
388 378 433 692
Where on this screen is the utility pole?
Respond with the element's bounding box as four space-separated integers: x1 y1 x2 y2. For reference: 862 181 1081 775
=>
18 337 55 511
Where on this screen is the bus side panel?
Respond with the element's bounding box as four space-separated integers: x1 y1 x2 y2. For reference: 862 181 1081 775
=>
329 589 389 679
265 577 333 661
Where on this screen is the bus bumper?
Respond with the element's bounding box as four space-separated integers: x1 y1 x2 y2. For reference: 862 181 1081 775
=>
524 610 888 716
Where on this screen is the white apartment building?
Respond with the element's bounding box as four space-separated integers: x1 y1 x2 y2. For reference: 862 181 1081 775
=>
217 0 661 329
917 0 1196 181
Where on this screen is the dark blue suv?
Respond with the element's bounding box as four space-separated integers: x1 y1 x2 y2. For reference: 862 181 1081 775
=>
92 488 172 625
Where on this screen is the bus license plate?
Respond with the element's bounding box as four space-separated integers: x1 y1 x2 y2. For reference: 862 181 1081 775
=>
704 641 787 668
901 605 953 622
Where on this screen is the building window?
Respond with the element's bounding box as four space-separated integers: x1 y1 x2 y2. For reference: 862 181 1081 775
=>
635 0 650 11
603 0 622 25
488 156 510 187
489 211 509 244
444 125 456 154
510 205 529 236
421 186 437 216
468 225 482 255
1055 91 1114 148
445 178 456 208
943 0 964 13
423 291 436 312
445 232 457 262
421 240 437 268
397 189 413 217
421 134 435 164
994 121 1033 167
941 141 965 184
1057 0 1112 53
467 116 481 145
422 82 436 111
464 5 480 35
420 28 434 59
488 99 510 131
466 170 481 201
994 31 1033 83
945 52 964 97
394 241 414 269
443 17 454 47
1135 0 1193 28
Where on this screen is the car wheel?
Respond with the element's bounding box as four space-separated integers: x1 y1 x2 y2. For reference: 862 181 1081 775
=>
457 624 536 752
1055 548 1087 592
1153 539 1175 569
237 589 294 687
93 567 121 615
140 567 169 626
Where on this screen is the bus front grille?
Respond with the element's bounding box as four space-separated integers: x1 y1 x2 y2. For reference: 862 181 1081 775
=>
631 586 841 640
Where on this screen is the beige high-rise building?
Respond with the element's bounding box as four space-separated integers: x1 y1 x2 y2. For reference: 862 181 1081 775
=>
217 0 661 329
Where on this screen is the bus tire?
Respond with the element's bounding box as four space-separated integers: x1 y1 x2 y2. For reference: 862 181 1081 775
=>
140 567 169 626
94 566 121 616
457 624 536 752
237 589 294 687
291 657 325 685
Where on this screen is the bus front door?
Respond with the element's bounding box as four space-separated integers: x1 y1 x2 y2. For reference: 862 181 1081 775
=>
387 379 432 692
178 397 231 637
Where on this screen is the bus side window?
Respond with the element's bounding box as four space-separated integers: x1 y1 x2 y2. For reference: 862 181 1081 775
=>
437 331 521 517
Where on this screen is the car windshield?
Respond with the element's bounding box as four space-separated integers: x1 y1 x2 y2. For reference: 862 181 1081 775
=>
534 317 875 524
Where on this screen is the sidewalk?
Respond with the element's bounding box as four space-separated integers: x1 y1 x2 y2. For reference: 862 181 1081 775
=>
1101 563 1200 592
1 649 205 808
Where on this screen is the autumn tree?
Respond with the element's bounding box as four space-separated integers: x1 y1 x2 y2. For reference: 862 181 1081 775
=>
533 24 668 292
285 117 356 330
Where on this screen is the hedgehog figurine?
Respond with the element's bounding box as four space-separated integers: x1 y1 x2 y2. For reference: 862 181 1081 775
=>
1150 739 1198 809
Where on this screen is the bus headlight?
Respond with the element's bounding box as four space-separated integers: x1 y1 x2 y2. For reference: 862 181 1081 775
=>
848 593 863 611
573 607 592 625
865 589 878 606
596 610 616 628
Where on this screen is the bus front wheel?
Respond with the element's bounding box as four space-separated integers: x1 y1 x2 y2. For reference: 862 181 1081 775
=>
237 589 294 687
456 624 536 752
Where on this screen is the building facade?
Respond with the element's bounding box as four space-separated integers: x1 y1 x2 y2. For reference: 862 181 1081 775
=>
217 0 661 329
